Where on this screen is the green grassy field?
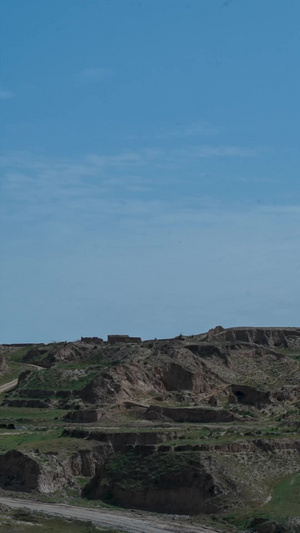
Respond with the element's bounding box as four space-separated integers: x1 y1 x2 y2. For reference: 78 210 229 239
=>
224 473 300 532
0 427 102 454
0 406 68 424
264 473 300 517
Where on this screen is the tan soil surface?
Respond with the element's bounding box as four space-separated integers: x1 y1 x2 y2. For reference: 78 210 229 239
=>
0 496 220 533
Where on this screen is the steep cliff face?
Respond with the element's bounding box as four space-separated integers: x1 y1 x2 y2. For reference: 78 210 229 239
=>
62 428 184 451
0 444 111 493
79 362 164 405
0 450 67 493
208 326 300 348
82 450 227 514
83 438 300 515
228 384 271 406
67 444 112 477
145 405 240 423
0 451 41 492
63 409 102 423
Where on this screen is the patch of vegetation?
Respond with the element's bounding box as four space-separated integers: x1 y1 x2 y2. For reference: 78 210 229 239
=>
0 366 22 388
273 347 300 356
160 422 295 447
99 450 202 492
264 473 300 517
3 346 35 363
0 406 68 424
0 507 124 532
15 366 101 392
224 473 300 531
76 476 91 488
0 427 102 454
0 360 45 389
0 428 61 453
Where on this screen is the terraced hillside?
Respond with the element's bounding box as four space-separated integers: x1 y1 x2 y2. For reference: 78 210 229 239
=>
0 326 300 532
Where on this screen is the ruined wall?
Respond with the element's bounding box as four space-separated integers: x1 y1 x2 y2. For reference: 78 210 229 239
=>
107 335 141 344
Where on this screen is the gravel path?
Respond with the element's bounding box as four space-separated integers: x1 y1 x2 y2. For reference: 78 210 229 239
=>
0 497 220 533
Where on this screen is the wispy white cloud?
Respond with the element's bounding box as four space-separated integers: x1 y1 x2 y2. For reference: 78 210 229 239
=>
0 142 261 210
0 142 259 222
1 149 300 343
3 152 299 253
0 141 266 241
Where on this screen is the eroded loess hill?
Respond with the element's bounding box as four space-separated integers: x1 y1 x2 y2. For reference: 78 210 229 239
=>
2 328 300 416
0 327 300 532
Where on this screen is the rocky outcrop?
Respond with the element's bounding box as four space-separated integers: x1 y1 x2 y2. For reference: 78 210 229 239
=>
79 371 122 404
253 438 300 454
272 386 300 402
229 384 271 406
68 444 112 477
185 343 223 358
172 439 300 455
0 450 42 492
0 450 70 493
156 361 210 393
63 409 102 423
208 326 300 349
62 428 184 451
0 443 112 494
145 405 240 423
158 362 195 391
79 362 165 405
207 325 225 341
22 341 104 367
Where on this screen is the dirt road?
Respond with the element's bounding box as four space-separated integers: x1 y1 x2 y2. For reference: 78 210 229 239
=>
0 379 18 393
0 497 220 533
0 364 43 394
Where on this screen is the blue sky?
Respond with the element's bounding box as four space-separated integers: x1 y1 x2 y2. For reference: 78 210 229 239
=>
1 0 300 342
